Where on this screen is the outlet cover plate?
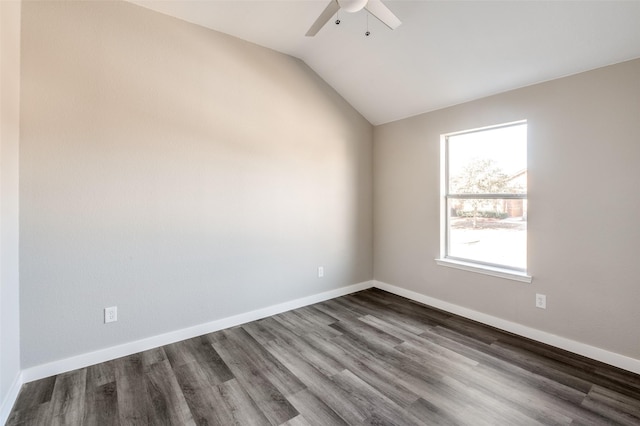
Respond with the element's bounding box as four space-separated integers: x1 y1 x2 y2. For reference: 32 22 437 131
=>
105 306 118 323
535 294 546 309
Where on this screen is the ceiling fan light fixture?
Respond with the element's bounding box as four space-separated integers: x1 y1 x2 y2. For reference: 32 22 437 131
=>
337 0 368 13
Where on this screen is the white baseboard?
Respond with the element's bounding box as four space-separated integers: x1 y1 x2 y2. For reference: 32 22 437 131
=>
15 277 640 408
21 280 374 384
373 280 640 375
0 371 23 426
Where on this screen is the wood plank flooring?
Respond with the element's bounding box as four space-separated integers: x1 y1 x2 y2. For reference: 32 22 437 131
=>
8 288 640 425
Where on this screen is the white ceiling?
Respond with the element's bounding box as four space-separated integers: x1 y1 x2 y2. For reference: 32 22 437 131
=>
128 1 640 125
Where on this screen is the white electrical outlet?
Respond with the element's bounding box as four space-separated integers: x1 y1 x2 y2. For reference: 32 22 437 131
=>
318 266 324 278
105 306 118 323
535 294 546 309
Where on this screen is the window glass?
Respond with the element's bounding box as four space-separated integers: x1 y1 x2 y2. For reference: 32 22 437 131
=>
444 122 527 271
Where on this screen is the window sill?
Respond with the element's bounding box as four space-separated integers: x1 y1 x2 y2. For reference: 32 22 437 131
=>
435 258 532 283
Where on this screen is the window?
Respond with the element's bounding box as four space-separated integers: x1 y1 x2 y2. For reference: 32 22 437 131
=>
438 121 530 282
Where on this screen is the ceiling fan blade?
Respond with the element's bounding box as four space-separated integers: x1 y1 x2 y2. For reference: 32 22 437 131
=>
306 0 341 36
364 0 401 30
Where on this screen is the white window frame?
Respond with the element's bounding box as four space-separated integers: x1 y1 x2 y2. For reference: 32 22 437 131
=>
436 120 532 283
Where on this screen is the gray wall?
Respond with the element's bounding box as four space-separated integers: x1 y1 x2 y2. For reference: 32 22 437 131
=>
374 58 640 360
0 0 22 409
20 1 373 368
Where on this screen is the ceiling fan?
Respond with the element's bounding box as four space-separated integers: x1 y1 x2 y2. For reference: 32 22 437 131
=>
306 0 401 37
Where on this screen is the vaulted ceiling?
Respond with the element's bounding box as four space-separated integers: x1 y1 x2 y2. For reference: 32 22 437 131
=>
128 1 640 125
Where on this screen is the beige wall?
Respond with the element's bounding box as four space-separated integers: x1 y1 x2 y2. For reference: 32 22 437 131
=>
20 1 373 368
14 0 640 376
1 0 22 411
374 58 640 360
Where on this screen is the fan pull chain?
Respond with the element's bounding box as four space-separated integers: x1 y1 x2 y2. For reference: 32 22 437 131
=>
335 10 341 25
365 12 370 36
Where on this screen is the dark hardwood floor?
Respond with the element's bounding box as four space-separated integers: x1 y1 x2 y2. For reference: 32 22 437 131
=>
8 288 640 425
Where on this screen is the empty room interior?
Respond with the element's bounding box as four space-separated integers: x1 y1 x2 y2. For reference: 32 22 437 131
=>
2 0 640 424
